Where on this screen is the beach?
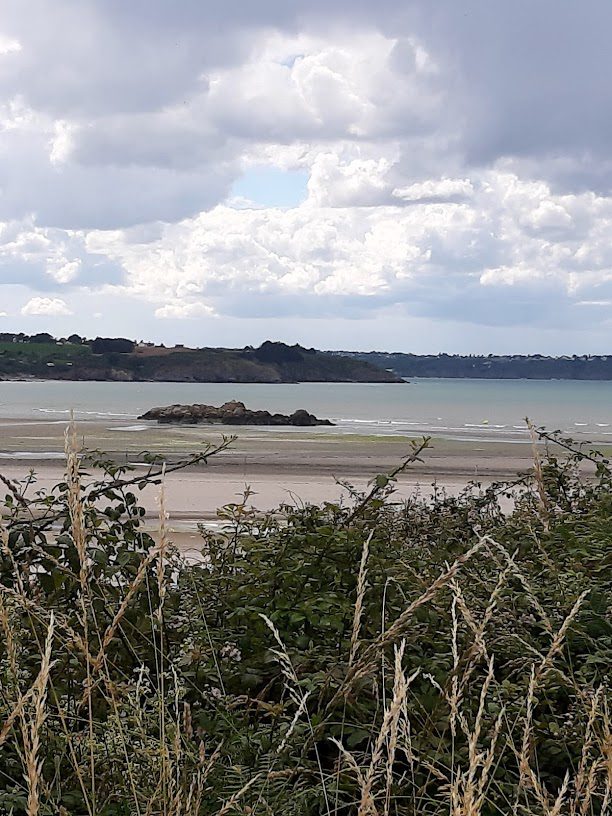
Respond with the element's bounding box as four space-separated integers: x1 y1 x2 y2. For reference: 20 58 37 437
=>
2 376 610 555
0 417 536 546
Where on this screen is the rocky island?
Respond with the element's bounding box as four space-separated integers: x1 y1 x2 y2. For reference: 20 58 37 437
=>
139 400 334 426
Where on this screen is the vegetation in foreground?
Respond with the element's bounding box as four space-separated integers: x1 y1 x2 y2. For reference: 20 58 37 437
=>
0 428 610 815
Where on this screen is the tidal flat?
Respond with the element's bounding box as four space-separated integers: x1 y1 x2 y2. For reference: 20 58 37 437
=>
2 416 604 541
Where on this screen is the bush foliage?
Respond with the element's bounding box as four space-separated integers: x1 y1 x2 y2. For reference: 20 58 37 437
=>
0 428 610 814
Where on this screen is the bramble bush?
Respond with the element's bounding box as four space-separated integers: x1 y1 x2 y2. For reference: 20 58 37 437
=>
0 426 610 815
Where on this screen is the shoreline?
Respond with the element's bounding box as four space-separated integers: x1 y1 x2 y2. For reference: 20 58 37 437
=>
0 415 535 509
7 373 612 382
0 415 603 555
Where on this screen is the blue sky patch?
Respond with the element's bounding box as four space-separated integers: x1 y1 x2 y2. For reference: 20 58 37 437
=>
230 166 309 209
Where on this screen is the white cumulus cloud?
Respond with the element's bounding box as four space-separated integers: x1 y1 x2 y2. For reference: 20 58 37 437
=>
79 168 612 333
2 2 612 349
21 297 72 316
155 301 216 319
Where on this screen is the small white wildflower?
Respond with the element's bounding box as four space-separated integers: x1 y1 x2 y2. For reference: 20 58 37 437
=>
220 643 242 662
202 682 224 700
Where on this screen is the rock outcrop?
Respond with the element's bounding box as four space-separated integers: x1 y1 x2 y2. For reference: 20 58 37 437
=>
138 400 334 426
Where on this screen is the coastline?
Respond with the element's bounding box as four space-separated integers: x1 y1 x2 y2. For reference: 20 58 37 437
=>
1 416 605 556
0 416 533 505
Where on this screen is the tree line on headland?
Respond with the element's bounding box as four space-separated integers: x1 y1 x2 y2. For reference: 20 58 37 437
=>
0 335 401 383
337 349 612 379
2 333 612 380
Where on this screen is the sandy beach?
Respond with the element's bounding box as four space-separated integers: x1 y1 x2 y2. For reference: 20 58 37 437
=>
0 415 605 557
0 417 536 507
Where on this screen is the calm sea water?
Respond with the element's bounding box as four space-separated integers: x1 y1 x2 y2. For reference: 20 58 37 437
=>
1 379 612 443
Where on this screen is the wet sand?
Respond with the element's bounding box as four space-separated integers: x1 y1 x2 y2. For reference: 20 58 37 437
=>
6 416 606 557
0 417 537 518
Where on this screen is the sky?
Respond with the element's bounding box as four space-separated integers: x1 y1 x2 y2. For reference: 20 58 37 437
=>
1 0 612 354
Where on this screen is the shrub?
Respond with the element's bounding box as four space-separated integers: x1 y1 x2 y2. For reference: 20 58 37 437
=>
0 428 610 814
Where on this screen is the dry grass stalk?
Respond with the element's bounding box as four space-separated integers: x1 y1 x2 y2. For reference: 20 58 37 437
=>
260 613 332 814
216 773 262 816
157 477 170 814
450 657 503 816
343 641 419 816
383 642 411 816
65 421 87 589
379 537 485 649
96 653 144 815
357 655 405 814
454 561 515 707
518 666 538 795
169 664 185 815
157 471 169 615
260 613 300 693
22 614 54 816
330 737 366 788
517 589 593 815
547 772 570 816
527 419 551 532
449 578 492 738
349 531 373 668
572 687 602 816
601 700 612 814
262 610 313 751
451 580 488 662
484 538 554 634
92 544 160 672
189 741 222 815
450 591 460 739
535 589 589 682
64 419 97 812
336 537 485 705
0 594 19 692
0 521 28 601
0 685 37 751
0 580 88 661
277 690 312 753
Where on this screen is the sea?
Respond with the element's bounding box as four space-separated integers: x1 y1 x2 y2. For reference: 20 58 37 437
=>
1 378 612 445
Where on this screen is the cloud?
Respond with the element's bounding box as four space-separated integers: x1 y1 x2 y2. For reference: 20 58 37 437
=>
0 35 20 55
48 260 81 284
79 169 612 333
21 297 73 316
307 152 397 207
0 108 237 228
0 17 444 229
393 178 474 204
0 218 125 291
1 1 612 350
155 301 216 319
205 32 442 144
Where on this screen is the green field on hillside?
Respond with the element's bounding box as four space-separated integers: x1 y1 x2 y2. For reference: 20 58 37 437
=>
0 341 91 361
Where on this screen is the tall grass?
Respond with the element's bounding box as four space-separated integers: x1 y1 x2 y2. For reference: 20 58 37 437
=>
0 426 610 814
